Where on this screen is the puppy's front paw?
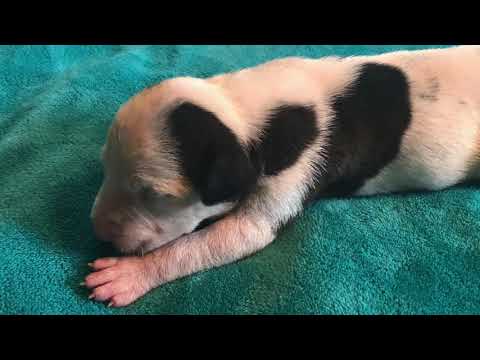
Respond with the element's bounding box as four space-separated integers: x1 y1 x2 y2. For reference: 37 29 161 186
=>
82 257 156 307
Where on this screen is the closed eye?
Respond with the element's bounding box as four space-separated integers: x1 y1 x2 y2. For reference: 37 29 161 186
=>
139 185 158 202
139 186 176 203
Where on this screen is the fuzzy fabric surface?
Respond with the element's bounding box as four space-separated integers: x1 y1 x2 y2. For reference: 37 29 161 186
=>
2 45 478 315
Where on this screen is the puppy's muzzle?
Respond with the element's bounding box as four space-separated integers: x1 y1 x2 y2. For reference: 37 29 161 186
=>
91 193 122 242
92 211 159 254
93 215 121 243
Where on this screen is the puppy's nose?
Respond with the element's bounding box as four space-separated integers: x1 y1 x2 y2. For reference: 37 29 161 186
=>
93 216 121 242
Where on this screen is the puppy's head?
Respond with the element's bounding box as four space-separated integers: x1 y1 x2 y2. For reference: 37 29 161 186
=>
90 77 258 254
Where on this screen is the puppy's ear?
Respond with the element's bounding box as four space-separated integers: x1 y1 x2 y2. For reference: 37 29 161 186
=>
168 102 257 206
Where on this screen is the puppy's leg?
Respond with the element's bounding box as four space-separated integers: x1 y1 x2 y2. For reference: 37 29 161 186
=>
84 214 275 307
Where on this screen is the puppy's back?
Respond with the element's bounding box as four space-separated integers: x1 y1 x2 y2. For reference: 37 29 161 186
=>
211 46 480 194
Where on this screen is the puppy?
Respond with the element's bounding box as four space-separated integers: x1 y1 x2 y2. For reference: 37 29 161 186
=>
86 45 480 307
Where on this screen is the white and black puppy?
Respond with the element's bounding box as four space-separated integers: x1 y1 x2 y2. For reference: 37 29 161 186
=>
86 46 480 307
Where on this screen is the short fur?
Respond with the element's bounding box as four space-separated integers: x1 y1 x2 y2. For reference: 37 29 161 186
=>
87 46 480 307
316 62 412 198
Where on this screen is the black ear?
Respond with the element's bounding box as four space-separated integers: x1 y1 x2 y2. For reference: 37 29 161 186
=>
168 102 258 206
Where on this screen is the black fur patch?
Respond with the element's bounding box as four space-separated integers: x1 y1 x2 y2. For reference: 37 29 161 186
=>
418 77 440 102
167 102 258 206
310 62 412 200
250 105 318 176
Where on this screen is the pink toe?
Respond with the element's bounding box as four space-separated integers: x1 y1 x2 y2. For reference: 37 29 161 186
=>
90 258 119 270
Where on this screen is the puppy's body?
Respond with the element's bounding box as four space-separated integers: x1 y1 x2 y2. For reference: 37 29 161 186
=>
213 46 480 197
87 46 480 306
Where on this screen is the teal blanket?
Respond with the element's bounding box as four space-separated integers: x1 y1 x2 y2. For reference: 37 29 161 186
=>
1 45 479 315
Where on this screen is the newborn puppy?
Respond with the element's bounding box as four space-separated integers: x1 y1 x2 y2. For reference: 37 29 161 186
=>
86 46 480 307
